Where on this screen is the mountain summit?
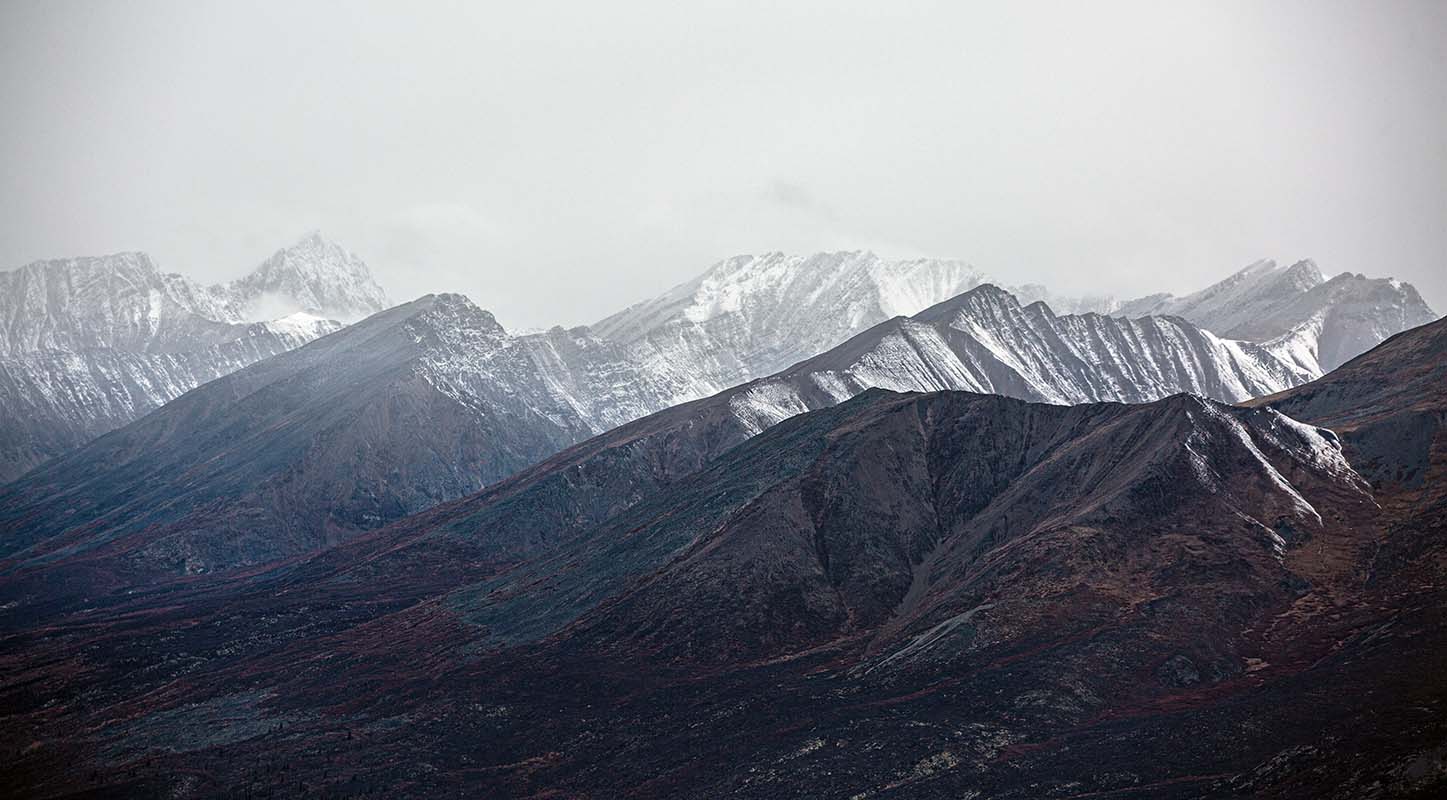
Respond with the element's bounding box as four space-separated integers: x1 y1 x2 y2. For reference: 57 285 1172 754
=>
219 232 390 323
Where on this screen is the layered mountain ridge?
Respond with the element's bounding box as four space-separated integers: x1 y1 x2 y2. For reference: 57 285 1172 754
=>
726 284 1315 434
591 251 990 402
0 282 1328 592
1114 257 1437 371
6 314 1445 797
0 234 389 480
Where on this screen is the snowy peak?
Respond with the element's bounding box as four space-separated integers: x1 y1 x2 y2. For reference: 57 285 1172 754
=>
222 232 389 323
589 251 988 404
1262 270 1440 371
0 235 390 480
1115 258 1328 337
1112 257 1434 371
596 251 985 344
403 292 509 356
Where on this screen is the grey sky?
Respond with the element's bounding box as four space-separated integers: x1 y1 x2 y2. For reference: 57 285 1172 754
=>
2 0 1444 330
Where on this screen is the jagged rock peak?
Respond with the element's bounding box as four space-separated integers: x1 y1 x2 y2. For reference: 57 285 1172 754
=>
223 231 389 323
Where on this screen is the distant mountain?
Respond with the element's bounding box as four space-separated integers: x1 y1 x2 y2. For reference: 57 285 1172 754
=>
592 251 988 403
593 252 1435 411
0 280 1323 606
725 284 1314 434
1115 258 1437 371
0 234 387 481
220 231 390 323
4 252 1445 797
0 293 702 583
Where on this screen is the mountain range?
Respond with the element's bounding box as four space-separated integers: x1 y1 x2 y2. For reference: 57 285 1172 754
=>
1114 257 1437 372
1 244 1434 604
0 233 389 481
0 283 1327 594
3 241 1432 492
2 304 1443 798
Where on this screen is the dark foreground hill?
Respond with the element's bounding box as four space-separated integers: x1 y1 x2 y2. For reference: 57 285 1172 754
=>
4 320 1446 798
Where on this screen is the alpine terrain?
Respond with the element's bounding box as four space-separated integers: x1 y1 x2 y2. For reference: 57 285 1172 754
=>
0 279 1330 600
0 233 389 481
2 312 1444 798
1115 258 1437 372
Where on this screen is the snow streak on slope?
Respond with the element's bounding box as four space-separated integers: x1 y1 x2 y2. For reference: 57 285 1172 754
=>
591 251 988 403
1112 259 1436 371
727 285 1318 436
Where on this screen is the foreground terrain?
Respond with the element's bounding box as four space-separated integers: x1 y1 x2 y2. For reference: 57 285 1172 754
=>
1 316 1444 798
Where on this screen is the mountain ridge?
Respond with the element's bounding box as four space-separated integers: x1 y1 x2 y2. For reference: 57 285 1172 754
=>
0 233 390 481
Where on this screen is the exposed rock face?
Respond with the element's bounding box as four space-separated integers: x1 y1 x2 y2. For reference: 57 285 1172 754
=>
1115 258 1437 371
0 234 388 481
591 251 989 402
724 284 1315 434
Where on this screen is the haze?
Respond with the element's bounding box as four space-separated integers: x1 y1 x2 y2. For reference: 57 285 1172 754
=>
2 0 1444 329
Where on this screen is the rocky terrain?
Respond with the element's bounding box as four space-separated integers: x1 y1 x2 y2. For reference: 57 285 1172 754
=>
5 245 1431 489
1 249 1442 798
1115 258 1437 372
3 313 1445 797
0 283 1326 603
723 283 1315 434
0 233 389 480
591 251 989 402
0 293 664 592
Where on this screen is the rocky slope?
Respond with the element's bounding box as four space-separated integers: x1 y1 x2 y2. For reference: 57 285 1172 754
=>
0 283 1323 598
0 234 388 480
1115 258 1437 371
8 313 1447 796
592 251 989 402
725 284 1314 434
591 251 1434 413
0 294 656 584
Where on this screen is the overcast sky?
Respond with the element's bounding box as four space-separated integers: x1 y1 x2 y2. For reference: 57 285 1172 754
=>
2 1 1444 329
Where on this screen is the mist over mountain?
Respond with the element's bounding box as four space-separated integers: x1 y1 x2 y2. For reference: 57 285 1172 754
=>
5 3 1446 795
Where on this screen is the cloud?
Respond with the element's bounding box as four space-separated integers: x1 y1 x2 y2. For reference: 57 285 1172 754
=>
766 180 839 221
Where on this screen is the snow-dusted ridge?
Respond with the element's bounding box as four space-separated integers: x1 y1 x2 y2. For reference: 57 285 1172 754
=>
1111 259 1437 371
0 233 389 481
591 251 990 403
724 284 1320 436
3 242 1434 488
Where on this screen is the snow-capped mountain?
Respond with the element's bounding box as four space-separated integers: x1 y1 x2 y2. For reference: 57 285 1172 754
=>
0 234 387 481
587 251 1434 411
591 251 988 403
0 282 1325 578
221 232 389 323
1114 258 1436 371
0 293 666 575
724 284 1316 435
